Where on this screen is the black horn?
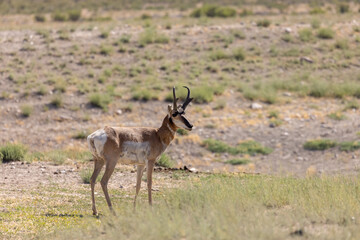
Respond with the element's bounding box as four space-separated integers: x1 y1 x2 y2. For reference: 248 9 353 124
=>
181 86 193 111
173 86 178 110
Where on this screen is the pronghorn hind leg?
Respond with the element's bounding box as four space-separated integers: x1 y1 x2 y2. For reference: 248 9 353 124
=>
133 165 145 209
91 157 105 216
146 160 155 205
100 157 117 215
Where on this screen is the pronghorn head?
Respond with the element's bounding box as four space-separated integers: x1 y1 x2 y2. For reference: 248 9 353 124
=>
168 86 194 131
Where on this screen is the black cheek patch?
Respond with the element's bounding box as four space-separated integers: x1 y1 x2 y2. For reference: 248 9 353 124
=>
181 116 193 128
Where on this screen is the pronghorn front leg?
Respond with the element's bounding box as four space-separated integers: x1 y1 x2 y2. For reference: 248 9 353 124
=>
134 165 145 209
146 160 155 205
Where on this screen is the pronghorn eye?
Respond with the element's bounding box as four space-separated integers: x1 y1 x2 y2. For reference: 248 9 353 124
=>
172 112 178 117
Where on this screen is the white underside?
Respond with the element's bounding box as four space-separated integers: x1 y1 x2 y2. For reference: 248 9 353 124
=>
119 141 150 165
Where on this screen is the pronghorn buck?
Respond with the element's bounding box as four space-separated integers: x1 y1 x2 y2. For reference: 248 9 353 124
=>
87 86 193 215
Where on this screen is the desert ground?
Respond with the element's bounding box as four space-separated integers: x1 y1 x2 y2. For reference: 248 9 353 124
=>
1 1 360 239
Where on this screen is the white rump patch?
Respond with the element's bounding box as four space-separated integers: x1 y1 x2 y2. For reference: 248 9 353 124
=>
87 129 107 158
120 141 150 165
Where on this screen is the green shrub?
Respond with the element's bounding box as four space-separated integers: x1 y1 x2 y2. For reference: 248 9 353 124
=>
176 129 189 136
52 12 67 21
225 158 250 165
317 28 335 39
209 49 229 61
156 154 174 168
334 39 349 50
299 28 313 42
50 95 63 108
190 5 236 18
215 7 237 18
192 86 215 103
310 7 326 14
34 14 46 22
99 31 109 39
73 130 89 139
80 168 103 184
256 19 271 28
99 45 113 55
132 89 158 102
203 139 272 156
141 13 152 20
337 3 349 14
304 139 336 151
311 19 321 29
328 112 346 121
21 105 33 117
46 150 67 165
308 81 328 98
237 140 273 155
89 93 112 110
119 34 131 44
0 152 3 163
340 141 360 152
0 143 27 162
68 9 81 21
138 28 169 47
233 47 246 61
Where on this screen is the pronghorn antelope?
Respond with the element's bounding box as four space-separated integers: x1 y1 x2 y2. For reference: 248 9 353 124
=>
87 86 193 215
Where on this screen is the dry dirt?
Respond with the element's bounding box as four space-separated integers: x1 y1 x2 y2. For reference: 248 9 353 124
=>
0 13 360 181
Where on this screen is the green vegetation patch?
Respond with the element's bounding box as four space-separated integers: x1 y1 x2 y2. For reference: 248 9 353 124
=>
89 93 112 110
190 5 236 18
0 143 27 163
138 28 169 47
156 153 174 168
328 112 346 121
317 28 335 39
225 158 250 165
203 139 272 156
54 175 360 239
80 168 103 184
304 139 337 151
339 141 360 152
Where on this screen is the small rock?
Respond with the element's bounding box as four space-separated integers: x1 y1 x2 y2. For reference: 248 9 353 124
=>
250 103 262 110
189 167 198 173
282 132 289 136
353 155 357 159
269 123 276 128
284 27 292 33
116 109 123 115
300 56 313 64
283 92 291 97
10 166 15 169
119 185 123 189
297 157 304 161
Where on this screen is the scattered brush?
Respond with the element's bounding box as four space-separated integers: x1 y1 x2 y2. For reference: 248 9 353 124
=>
89 93 112 111
156 153 174 168
328 112 346 121
20 105 33 117
304 139 336 151
339 141 360 152
225 158 250 165
80 168 103 184
203 139 272 156
0 143 28 163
